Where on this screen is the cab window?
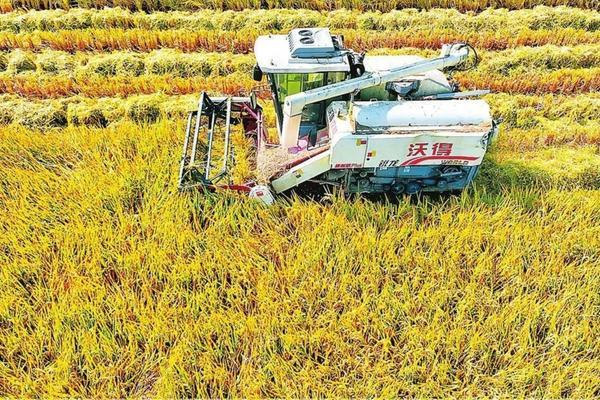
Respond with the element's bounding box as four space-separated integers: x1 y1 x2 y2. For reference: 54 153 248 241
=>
272 72 347 126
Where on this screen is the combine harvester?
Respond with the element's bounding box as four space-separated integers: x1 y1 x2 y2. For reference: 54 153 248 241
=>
179 28 498 204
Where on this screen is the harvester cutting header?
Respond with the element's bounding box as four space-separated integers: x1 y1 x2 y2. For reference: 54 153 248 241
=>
179 28 498 203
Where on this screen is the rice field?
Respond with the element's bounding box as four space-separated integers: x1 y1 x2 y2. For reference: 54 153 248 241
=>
0 4 599 398
2 0 599 12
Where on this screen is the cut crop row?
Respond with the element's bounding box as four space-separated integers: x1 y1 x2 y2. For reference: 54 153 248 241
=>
1 27 599 53
0 49 255 77
2 44 598 78
0 92 597 131
0 73 255 98
1 7 598 33
482 146 600 191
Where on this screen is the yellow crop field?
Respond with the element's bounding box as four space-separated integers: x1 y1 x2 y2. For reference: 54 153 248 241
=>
0 4 599 398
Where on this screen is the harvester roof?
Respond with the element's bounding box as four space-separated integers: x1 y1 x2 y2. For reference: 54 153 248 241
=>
254 28 351 74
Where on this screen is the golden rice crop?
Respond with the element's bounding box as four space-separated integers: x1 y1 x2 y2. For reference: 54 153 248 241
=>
0 120 599 396
456 68 600 95
0 67 597 99
0 0 12 11
1 4 599 397
1 7 599 33
0 93 198 128
5 0 600 12
1 27 599 53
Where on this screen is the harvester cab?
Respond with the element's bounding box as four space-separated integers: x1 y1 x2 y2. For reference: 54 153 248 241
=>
178 27 498 203
253 28 360 146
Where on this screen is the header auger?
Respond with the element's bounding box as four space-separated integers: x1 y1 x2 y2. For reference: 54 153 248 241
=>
178 28 498 204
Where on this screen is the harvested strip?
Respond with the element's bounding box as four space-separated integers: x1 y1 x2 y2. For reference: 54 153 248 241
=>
0 49 256 77
475 44 600 74
3 45 600 77
343 28 600 52
0 93 198 128
486 93 600 128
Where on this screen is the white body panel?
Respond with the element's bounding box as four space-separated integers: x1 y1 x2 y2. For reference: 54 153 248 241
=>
330 136 368 168
254 34 350 74
363 133 486 167
249 185 275 205
327 100 492 168
269 99 493 193
270 150 331 193
329 132 486 169
353 100 492 131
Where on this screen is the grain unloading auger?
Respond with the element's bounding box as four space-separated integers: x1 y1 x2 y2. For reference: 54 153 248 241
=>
179 28 498 204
